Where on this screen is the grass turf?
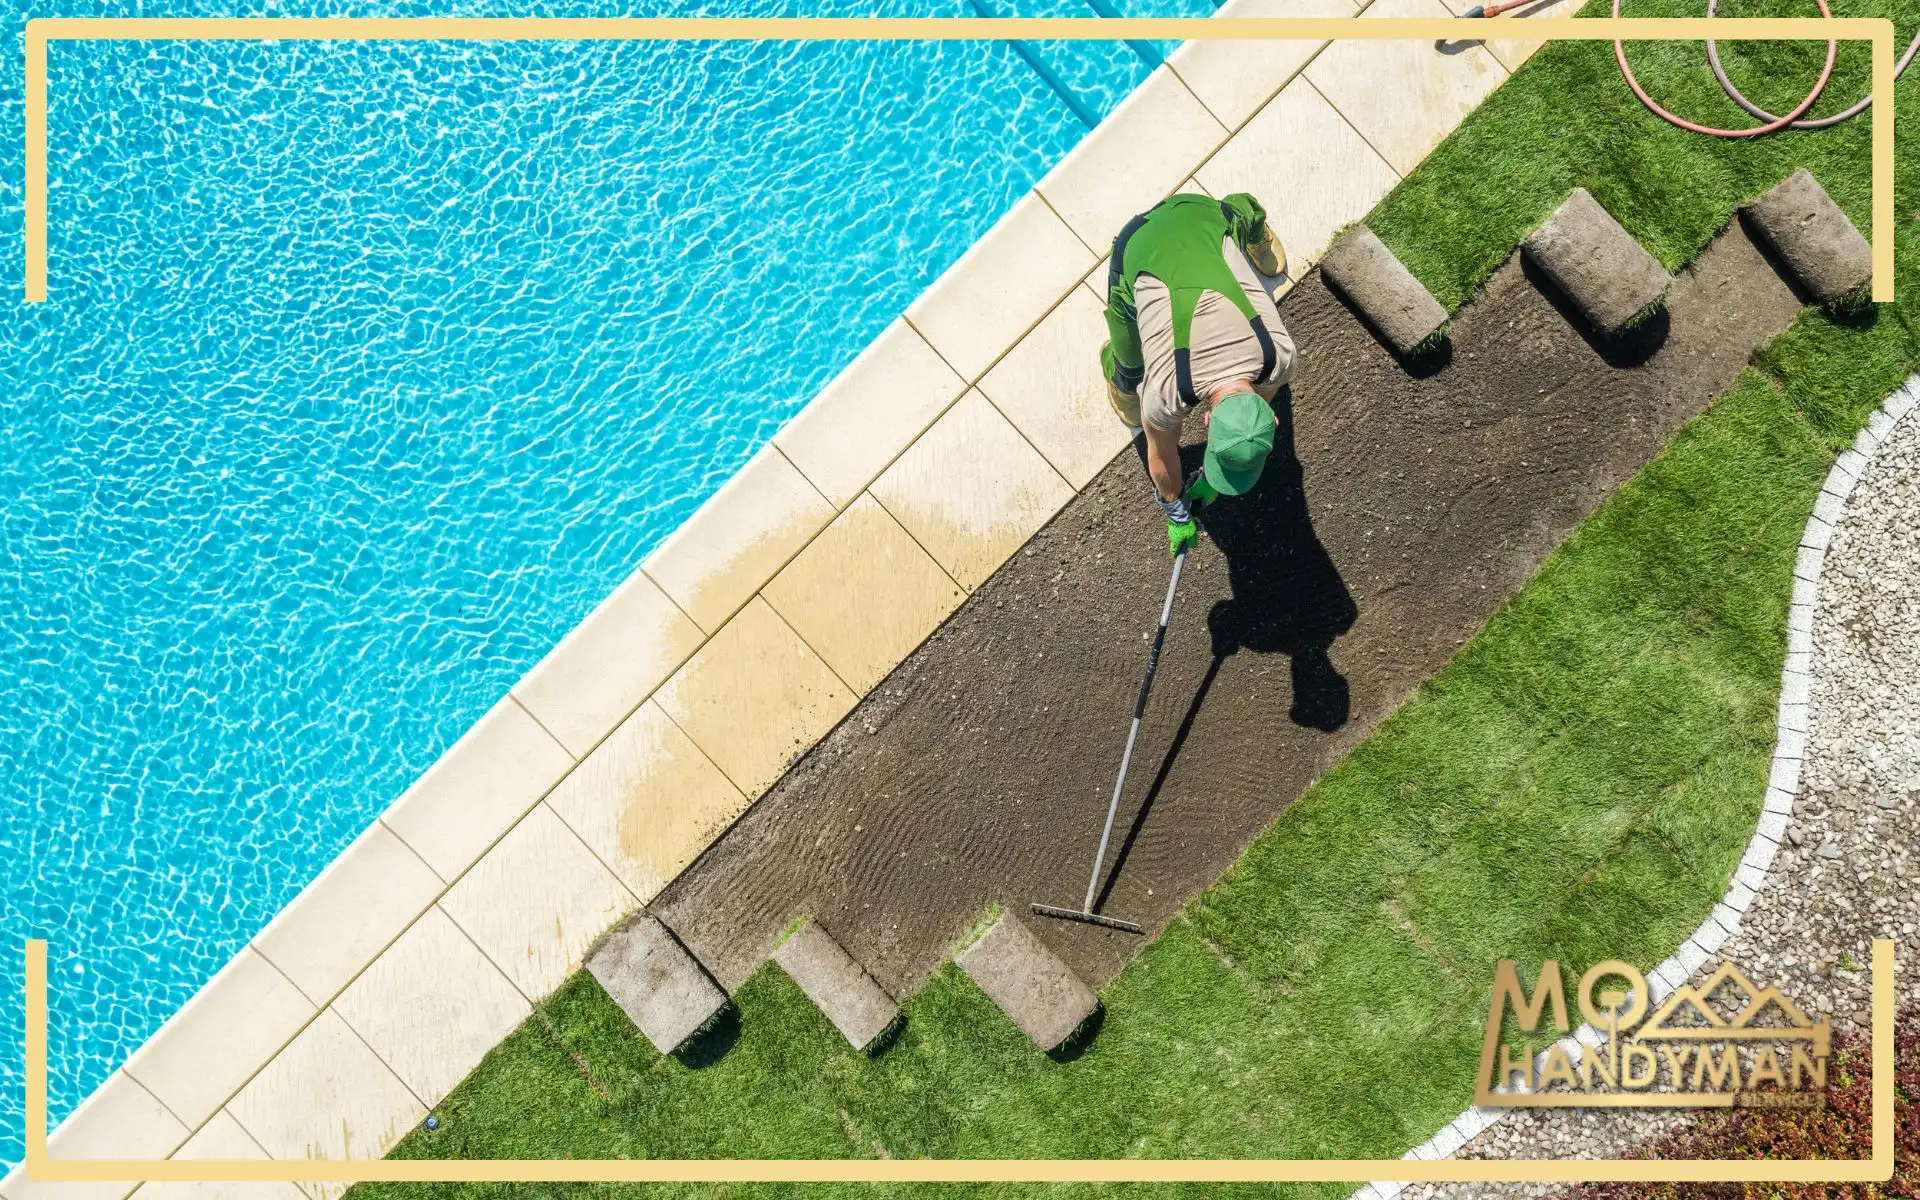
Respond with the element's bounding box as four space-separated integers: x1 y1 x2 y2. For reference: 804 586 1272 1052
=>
1368 0 1897 309
358 10 1920 1196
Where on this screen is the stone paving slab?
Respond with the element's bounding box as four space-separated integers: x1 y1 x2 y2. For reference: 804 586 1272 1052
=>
765 493 967 695
1523 187 1670 335
225 1011 424 1200
510 569 705 760
1168 0 1361 132
379 695 574 883
1304 0 1507 175
1195 77 1401 273
588 915 729 1055
546 698 748 903
1 1072 187 1200
955 914 1099 1051
903 192 1098 384
1036 66 1230 253
869 390 1077 592
1744 168 1872 308
640 444 837 636
332 907 530 1108
249 821 442 1007
773 921 900 1051
978 283 1136 490
651 596 858 799
129 1110 301 1200
439 803 635 1000
772 318 968 510
121 948 313 1134
1433 0 1590 71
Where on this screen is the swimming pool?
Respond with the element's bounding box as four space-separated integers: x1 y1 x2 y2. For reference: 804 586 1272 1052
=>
1 0 1211 1166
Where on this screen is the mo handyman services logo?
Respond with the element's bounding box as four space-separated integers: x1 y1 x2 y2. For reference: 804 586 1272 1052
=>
1473 959 1833 1108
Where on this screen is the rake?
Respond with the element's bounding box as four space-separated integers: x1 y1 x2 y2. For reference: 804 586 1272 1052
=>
1031 544 1188 936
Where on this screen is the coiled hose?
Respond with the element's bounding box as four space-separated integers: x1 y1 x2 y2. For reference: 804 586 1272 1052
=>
1464 0 1918 135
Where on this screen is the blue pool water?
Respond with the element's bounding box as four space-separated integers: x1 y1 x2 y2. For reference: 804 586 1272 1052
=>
1 0 1210 1166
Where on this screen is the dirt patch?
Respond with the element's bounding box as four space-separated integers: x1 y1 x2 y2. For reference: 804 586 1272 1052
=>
651 223 1805 998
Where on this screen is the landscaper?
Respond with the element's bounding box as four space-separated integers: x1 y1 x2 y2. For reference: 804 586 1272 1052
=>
1099 192 1295 557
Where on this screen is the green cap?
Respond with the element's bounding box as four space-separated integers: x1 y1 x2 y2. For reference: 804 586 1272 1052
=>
1203 391 1275 496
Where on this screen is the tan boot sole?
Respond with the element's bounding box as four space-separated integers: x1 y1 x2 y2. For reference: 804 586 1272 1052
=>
1248 228 1289 279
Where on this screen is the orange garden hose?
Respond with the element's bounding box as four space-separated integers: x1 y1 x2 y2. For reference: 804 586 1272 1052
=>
1613 0 1836 137
1465 0 1915 136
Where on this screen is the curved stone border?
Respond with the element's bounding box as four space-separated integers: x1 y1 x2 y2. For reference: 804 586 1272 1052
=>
1354 374 1920 1197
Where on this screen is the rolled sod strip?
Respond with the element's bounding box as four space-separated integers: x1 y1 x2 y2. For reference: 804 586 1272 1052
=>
588 915 728 1055
954 913 1098 1051
1744 168 1871 308
1320 226 1449 356
773 920 900 1051
1523 188 1671 336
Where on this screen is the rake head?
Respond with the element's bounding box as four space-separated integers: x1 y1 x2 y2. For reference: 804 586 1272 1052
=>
1029 902 1145 935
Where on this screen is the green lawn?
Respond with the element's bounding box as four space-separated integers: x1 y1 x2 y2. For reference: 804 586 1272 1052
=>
1368 0 1894 307
358 12 1920 1197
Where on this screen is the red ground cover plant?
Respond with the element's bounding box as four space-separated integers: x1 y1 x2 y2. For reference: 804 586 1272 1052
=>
1559 1008 1917 1200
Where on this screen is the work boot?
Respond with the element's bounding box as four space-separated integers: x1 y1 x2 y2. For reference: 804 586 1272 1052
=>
1247 226 1288 278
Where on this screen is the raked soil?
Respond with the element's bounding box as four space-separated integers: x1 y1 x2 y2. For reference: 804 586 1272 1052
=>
651 221 1806 998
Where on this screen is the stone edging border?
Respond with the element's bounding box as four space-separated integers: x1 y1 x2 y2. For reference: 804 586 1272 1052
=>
1354 375 1920 1197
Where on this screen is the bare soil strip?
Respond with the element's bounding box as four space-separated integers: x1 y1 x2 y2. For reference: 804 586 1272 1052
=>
653 223 1804 998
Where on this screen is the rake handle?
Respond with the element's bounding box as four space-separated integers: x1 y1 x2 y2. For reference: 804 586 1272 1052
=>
1082 546 1188 914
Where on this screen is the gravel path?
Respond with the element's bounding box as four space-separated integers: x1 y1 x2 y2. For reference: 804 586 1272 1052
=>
1402 383 1920 1198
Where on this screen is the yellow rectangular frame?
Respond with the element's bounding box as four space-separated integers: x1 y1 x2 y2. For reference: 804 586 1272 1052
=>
13 14 1903 1183
20 939 1897 1183
19 14 1896 305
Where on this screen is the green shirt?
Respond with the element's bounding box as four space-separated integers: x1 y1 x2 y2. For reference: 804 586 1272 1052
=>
1101 192 1280 409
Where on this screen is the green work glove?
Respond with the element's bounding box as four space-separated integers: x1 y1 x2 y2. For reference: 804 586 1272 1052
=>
1168 519 1197 558
1158 493 1197 558
1187 474 1221 509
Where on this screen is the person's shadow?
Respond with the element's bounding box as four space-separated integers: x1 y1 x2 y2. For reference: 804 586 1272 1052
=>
1097 390 1354 911
1190 387 1357 733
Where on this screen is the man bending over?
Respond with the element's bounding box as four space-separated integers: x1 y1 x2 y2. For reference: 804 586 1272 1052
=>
1100 192 1295 557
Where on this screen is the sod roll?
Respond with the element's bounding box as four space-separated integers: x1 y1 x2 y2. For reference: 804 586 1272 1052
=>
588 915 728 1055
1744 168 1871 308
773 919 900 1051
1320 226 1449 356
1523 188 1671 336
955 913 1098 1051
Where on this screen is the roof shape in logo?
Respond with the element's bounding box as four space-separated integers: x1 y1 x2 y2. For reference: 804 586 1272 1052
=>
1639 963 1820 1041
